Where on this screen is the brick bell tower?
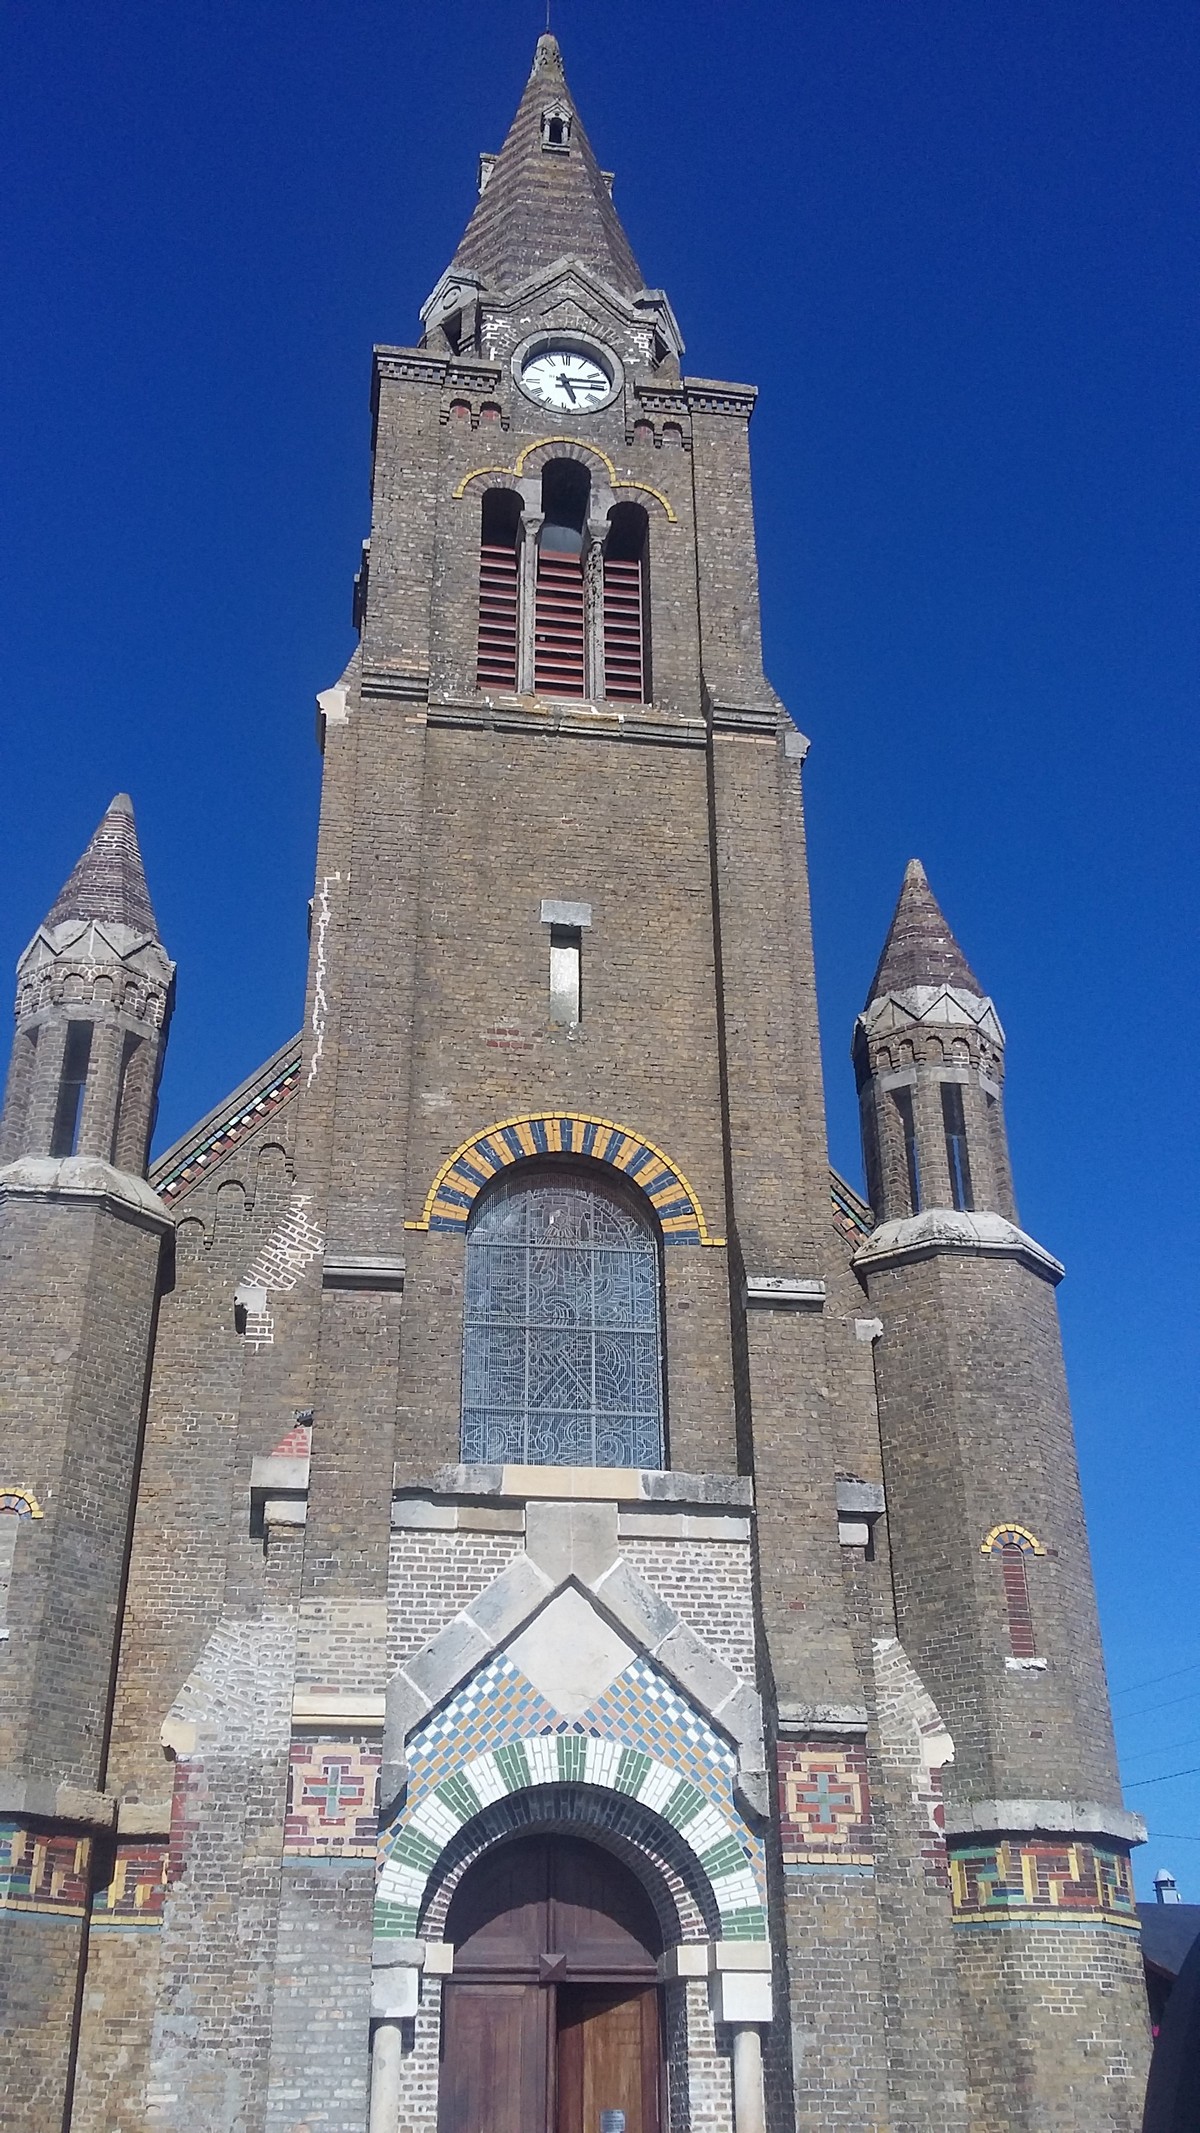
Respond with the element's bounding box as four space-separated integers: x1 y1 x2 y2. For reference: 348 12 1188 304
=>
853 858 1150 2129
3 33 1152 2133
0 795 173 2122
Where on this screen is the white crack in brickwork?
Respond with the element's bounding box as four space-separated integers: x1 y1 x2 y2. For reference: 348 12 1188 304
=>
306 871 341 1088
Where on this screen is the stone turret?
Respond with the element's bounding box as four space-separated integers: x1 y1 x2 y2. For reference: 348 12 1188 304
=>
853 857 1015 1225
852 859 1149 2129
0 793 174 1173
0 793 173 2125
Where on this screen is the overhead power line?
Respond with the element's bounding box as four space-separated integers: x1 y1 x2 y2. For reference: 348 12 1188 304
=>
1112 1659 1200 1700
1122 1731 1200 1768
1113 1686 1200 1723
1126 1765 1200 1790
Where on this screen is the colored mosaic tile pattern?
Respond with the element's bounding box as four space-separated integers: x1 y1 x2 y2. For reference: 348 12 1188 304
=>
377 1652 765 1943
949 1839 1138 1929
284 1743 381 1857
0 1819 91 1918
777 1742 872 1868
91 1839 171 1931
830 1169 873 1246
407 1112 723 1246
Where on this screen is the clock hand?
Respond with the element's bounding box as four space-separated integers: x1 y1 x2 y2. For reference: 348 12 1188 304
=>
558 374 578 403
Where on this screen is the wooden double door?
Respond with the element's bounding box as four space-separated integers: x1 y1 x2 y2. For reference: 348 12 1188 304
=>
438 1836 663 2133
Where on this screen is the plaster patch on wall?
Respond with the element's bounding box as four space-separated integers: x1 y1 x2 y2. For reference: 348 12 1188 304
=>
873 1635 954 1837
306 872 341 1089
236 1194 324 1347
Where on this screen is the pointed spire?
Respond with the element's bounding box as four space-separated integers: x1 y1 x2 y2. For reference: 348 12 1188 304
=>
865 859 983 1006
43 793 160 939
448 35 643 297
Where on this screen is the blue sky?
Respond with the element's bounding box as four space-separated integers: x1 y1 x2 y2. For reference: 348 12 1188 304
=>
3 0 1196 1892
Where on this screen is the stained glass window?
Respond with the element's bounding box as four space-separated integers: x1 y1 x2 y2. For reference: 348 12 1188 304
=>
461 1166 665 1469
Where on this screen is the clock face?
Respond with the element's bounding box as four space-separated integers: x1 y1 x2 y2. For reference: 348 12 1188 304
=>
520 348 613 412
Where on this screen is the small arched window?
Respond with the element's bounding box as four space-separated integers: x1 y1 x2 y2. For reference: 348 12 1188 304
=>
476 488 522 690
461 1164 665 1470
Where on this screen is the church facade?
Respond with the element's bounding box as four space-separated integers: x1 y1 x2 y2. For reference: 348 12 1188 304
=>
0 36 1151 2133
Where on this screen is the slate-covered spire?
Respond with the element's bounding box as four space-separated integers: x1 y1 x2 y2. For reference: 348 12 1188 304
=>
865 858 982 1006
448 34 643 297
1 792 172 1173
43 792 160 940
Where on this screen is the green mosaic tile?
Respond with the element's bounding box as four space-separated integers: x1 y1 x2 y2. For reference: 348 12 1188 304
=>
495 1740 531 1794
615 1747 652 1795
436 1773 482 1824
661 1779 707 1830
556 1735 588 1783
392 1828 441 1871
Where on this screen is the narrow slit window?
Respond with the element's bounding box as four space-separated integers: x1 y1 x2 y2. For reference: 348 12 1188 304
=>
476 490 522 690
941 1082 974 1211
50 1021 93 1158
893 1086 921 1214
110 1032 142 1166
549 926 582 1027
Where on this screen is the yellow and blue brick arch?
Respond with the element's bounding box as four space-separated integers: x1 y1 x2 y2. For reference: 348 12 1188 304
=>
374 1732 766 1946
407 1111 725 1246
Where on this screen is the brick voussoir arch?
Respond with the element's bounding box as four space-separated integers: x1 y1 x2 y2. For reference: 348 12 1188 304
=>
376 1750 766 1946
419 1786 717 1945
406 1110 724 1245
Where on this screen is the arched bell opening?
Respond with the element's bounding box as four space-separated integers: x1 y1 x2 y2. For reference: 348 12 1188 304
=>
436 1832 666 2133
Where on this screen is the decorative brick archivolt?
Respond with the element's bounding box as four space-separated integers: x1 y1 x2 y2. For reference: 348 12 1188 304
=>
454 435 678 521
949 1837 1138 1930
408 1110 723 1244
0 1489 43 1518
981 1523 1046 1556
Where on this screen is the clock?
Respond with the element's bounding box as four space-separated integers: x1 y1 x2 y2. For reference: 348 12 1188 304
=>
519 347 614 413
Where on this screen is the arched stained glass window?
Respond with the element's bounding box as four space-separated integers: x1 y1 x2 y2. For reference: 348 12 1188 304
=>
461 1165 666 1469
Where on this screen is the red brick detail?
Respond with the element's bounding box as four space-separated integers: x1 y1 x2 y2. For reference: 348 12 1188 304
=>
1000 1543 1037 1657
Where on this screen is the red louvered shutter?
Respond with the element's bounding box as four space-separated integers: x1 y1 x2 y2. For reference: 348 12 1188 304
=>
534 552 586 696
603 555 645 701
476 539 519 690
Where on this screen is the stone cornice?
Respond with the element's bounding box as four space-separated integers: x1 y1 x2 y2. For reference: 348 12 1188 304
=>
683 377 758 417
0 1156 172 1232
0 1775 116 1830
942 1797 1146 1848
853 1209 1064 1284
858 982 1005 1046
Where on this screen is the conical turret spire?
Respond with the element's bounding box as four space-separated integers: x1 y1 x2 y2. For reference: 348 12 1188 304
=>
448 34 643 297
43 793 160 939
865 858 982 1006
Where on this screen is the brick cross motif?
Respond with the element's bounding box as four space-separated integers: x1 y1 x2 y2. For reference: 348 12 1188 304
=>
301 1756 367 1825
785 1757 863 1841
